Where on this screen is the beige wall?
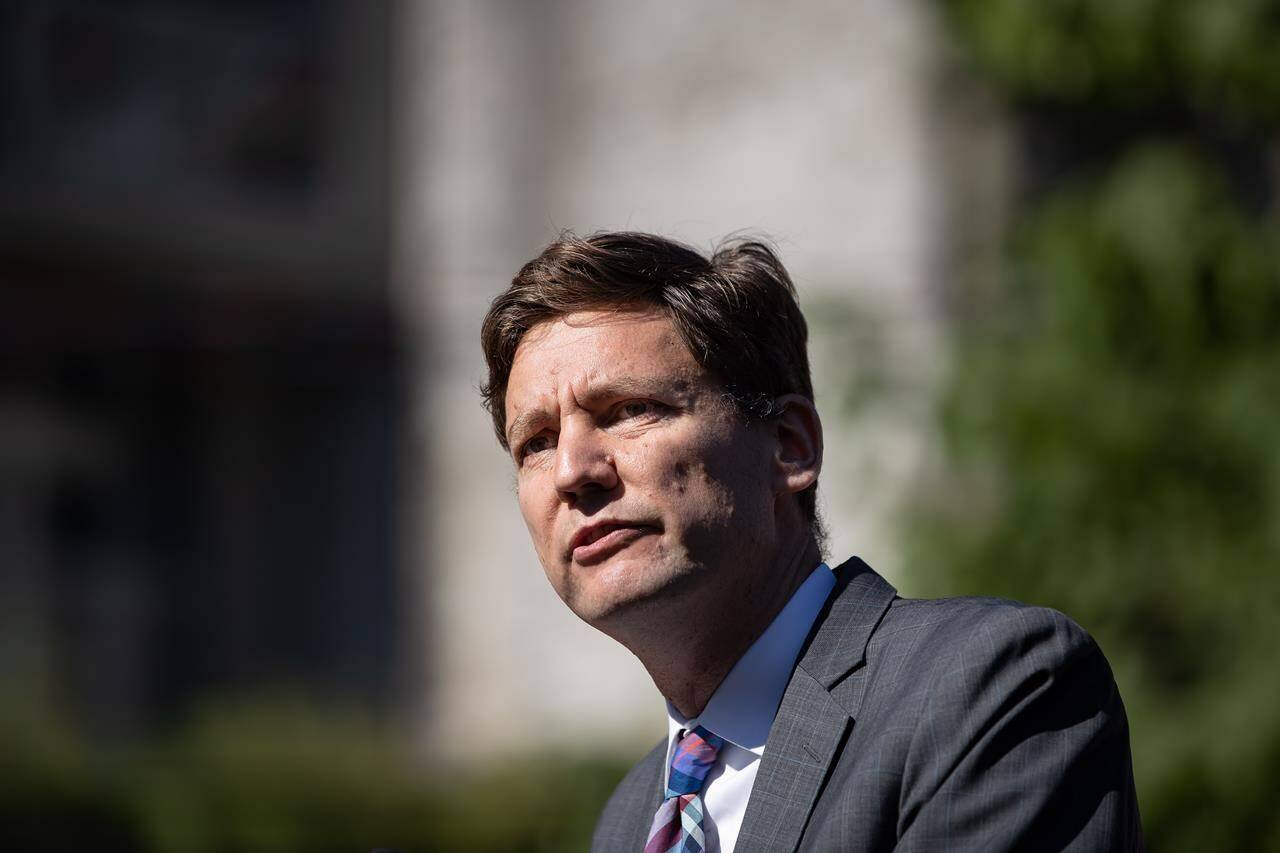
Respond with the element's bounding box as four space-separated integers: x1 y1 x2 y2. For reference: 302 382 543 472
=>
393 0 1002 758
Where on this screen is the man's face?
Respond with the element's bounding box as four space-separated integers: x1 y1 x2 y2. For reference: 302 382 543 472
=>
504 307 779 629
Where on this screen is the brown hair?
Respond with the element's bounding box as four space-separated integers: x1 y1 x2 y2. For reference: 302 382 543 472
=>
481 231 821 531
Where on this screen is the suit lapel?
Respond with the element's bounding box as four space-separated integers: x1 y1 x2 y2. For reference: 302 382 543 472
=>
800 557 898 690
734 557 897 853
623 743 665 850
733 668 851 853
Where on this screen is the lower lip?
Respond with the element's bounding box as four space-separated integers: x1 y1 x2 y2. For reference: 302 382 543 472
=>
572 526 655 565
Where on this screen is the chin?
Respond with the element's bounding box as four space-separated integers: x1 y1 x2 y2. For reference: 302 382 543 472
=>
564 557 704 629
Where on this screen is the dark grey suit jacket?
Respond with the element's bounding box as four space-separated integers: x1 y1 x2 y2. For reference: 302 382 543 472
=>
592 557 1142 852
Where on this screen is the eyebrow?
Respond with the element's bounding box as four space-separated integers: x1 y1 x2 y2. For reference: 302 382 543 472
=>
504 376 692 448
505 410 549 450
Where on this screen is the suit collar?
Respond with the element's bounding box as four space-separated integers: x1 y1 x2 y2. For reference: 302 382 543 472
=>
665 563 837 755
733 557 897 853
795 555 897 689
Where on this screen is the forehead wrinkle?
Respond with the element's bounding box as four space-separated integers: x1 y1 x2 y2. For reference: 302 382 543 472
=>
506 369 702 447
574 372 698 404
504 364 606 447
504 309 709 446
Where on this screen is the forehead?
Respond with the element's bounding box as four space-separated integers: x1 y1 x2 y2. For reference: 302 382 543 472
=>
505 308 705 409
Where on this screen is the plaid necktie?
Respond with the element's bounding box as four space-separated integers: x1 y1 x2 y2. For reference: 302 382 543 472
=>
644 725 725 853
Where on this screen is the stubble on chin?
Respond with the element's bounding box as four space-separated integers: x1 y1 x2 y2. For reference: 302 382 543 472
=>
563 550 715 636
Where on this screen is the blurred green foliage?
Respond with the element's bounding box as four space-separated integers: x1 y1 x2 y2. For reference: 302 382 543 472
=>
921 2 1280 850
942 0 1280 126
0 699 629 852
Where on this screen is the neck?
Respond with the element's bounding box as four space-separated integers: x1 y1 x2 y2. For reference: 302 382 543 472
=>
608 535 822 720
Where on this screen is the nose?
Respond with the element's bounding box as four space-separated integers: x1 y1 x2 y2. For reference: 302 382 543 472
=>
553 418 618 500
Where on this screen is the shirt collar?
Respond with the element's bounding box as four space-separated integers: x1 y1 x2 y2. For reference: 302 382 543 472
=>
666 563 836 755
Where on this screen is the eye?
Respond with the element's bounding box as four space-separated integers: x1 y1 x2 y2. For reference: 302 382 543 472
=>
613 400 664 422
620 401 652 418
518 433 554 463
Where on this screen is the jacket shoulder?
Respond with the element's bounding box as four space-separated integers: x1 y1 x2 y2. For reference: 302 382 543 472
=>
860 594 1113 734
852 594 1142 849
873 593 1097 662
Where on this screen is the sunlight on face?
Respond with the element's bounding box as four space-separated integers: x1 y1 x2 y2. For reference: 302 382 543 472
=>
505 308 778 628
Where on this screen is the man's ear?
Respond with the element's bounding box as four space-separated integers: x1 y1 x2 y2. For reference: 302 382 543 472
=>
771 394 822 497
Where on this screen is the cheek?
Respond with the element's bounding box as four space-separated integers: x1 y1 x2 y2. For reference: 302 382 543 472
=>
690 441 773 518
657 456 740 527
667 461 690 494
517 483 558 554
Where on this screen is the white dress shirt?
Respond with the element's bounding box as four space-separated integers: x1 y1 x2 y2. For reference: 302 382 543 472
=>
663 563 836 853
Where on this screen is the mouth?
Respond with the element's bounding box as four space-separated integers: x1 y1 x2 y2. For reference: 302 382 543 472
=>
568 520 659 566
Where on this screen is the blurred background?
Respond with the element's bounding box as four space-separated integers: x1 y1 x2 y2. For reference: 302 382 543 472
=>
1 0 1276 850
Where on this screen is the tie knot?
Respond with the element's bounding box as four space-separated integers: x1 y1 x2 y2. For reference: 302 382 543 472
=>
665 725 725 798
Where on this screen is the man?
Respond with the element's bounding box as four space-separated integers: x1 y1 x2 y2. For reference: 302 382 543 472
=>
480 231 1142 852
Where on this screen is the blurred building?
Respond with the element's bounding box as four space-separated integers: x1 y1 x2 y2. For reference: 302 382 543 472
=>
396 0 1008 756
1 0 1007 760
0 0 400 737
